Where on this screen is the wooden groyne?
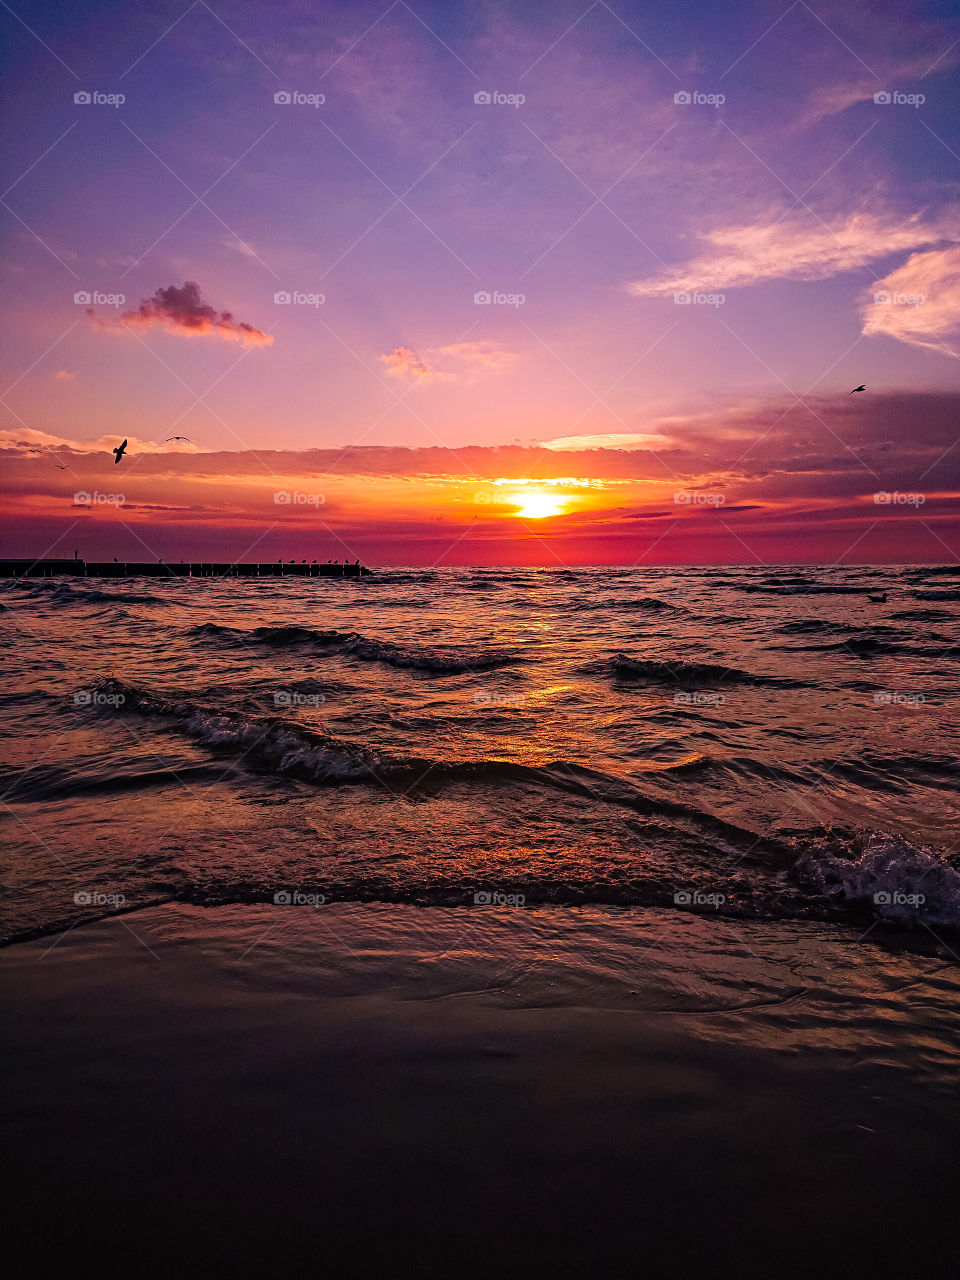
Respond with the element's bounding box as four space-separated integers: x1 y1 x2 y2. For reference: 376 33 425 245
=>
0 558 371 579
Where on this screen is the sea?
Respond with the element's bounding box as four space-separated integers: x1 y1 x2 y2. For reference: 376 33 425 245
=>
2 563 959 949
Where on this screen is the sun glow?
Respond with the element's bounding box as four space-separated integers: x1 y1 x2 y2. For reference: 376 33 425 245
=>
513 491 565 519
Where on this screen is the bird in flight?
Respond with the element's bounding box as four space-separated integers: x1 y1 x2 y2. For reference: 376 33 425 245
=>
163 435 192 443
113 438 128 465
849 384 866 394
54 464 68 471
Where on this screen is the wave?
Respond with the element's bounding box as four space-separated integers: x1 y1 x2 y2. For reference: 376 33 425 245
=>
741 583 872 595
775 618 853 636
607 654 800 686
792 830 960 926
912 589 960 601
2 580 164 606
191 623 520 672
891 608 958 622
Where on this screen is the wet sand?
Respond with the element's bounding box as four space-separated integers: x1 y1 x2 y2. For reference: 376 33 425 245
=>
2 903 956 1277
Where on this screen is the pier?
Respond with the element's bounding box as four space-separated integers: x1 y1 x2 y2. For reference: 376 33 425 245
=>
0 558 371 579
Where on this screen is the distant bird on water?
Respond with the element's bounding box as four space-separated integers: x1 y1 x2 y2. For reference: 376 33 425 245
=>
849 384 866 394
113 438 127 465
867 592 887 603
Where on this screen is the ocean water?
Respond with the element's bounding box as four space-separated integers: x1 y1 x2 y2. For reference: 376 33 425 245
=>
2 563 959 947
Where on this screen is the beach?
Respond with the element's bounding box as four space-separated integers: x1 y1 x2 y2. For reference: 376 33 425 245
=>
3 900 958 1276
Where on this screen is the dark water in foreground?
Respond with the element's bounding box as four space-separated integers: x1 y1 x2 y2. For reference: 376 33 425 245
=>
2 563 959 947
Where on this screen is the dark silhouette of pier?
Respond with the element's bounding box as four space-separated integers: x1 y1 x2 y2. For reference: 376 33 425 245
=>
0 558 371 579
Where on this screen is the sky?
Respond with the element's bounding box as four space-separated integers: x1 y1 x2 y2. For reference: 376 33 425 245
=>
2 0 960 565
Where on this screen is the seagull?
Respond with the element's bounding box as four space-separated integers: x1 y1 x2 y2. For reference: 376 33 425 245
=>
54 464 68 471
867 592 887 603
113 438 127 465
163 436 192 443
849 385 866 394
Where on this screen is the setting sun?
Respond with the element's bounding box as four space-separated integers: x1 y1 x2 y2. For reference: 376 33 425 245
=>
513 491 565 519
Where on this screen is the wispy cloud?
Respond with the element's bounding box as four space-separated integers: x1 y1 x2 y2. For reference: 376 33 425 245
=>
862 245 960 356
628 210 959 296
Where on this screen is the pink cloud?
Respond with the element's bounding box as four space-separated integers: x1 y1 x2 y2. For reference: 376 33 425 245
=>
88 281 273 347
863 245 960 356
628 210 959 296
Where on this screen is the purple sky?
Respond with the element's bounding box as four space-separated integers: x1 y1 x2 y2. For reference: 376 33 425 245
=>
2 0 960 562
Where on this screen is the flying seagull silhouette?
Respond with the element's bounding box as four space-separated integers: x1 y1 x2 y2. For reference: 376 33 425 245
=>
113 438 127 465
54 464 68 471
163 435 192 443
849 384 866 394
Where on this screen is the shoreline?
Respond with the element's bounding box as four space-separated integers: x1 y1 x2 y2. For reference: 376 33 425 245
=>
4 902 956 1275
